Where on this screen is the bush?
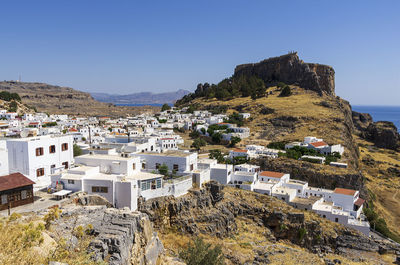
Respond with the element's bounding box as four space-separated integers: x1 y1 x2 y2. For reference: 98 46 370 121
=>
161 103 171 111
191 138 207 151
158 163 169 176
43 206 62 229
189 130 200 139
209 149 226 163
229 136 241 147
73 144 82 157
8 100 18 112
179 237 224 265
298 227 307 241
0 91 21 102
267 141 286 150
279 86 292 97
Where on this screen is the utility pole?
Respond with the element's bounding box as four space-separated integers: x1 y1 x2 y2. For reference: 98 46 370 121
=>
88 126 92 146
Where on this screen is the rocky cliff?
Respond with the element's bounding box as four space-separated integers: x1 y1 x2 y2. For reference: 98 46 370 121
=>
0 81 158 117
352 111 399 150
52 205 165 265
140 182 400 264
234 52 335 96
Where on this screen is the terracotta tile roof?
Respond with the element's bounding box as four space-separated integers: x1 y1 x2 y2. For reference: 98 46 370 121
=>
259 171 285 178
69 128 78 132
309 141 328 148
354 198 365 206
0 173 35 192
232 148 247 153
334 188 356 196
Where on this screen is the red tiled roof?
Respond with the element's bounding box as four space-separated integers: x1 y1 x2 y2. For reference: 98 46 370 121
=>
334 188 356 196
259 171 285 178
309 141 328 148
354 198 365 206
69 128 78 132
232 148 247 153
0 173 35 192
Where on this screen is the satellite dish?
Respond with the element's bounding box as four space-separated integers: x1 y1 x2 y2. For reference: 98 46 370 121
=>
20 130 29 138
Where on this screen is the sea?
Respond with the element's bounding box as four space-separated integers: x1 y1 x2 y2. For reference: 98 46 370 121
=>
352 105 400 131
115 103 168 107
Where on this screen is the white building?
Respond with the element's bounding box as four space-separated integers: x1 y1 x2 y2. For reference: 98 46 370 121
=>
7 135 74 189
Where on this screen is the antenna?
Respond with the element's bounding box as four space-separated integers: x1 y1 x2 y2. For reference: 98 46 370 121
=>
18 75 21 82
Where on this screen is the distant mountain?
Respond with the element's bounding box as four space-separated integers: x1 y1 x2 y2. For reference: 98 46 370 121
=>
91 89 191 105
0 81 159 117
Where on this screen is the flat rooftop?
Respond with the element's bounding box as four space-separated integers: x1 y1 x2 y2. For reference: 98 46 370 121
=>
127 171 163 181
291 196 321 205
77 154 135 161
141 150 193 157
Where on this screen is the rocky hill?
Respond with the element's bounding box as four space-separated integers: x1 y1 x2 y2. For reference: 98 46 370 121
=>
175 53 400 244
140 182 400 264
92 89 191 105
0 81 159 117
234 52 335 96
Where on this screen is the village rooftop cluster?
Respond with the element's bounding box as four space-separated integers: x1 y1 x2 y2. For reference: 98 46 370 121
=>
0 106 368 235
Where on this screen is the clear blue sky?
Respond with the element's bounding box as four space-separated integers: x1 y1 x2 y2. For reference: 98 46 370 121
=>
0 0 399 105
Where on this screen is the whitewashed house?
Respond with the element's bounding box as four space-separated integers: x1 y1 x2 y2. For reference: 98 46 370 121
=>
7 135 74 189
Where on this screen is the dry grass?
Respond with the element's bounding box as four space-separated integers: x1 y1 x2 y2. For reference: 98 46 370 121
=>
358 141 400 240
0 212 102 265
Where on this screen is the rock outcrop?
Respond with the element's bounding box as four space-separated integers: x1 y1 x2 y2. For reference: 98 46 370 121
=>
352 111 373 132
233 52 335 96
52 205 164 265
365 121 400 150
139 182 400 262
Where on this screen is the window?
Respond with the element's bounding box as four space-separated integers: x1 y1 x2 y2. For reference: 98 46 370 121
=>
132 163 136 170
68 180 75 184
156 179 162 189
190 164 194 171
36 147 44 156
156 163 160 169
173 164 179 171
298 189 301 193
36 168 45 177
1 194 7 204
323 215 326 218
21 190 27 199
51 164 56 169
49 145 56 153
335 218 338 222
61 143 68 151
142 163 146 169
92 186 108 193
62 161 69 169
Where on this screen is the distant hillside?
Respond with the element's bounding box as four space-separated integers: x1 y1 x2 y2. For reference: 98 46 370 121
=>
91 89 191 105
0 81 159 117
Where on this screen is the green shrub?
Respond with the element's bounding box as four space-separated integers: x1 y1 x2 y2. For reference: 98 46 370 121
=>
179 237 224 265
298 227 307 241
73 144 82 157
279 86 292 97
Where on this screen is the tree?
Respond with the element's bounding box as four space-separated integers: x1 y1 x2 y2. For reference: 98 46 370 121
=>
211 132 222 144
279 85 292 97
209 149 225 163
73 144 82 157
229 136 241 147
191 138 207 151
179 237 224 265
158 163 169 176
161 103 171 111
189 130 200 139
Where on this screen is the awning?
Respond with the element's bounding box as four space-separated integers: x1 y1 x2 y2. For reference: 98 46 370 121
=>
53 190 72 196
354 198 365 207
